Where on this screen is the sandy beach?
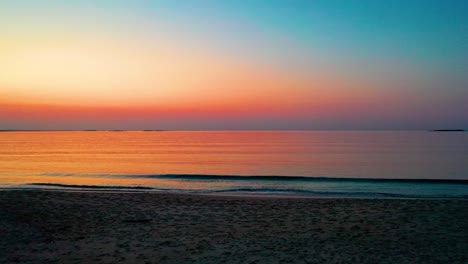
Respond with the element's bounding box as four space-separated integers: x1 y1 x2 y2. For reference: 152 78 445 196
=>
0 191 467 264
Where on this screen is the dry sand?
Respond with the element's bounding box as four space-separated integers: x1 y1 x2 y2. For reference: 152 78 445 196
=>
0 191 467 264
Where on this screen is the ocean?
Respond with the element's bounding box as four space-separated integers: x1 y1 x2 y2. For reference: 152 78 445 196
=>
0 131 466 198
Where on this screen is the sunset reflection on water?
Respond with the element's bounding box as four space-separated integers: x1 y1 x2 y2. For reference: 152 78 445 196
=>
0 131 467 189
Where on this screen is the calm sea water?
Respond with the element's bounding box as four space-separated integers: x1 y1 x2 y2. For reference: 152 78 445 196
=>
0 131 466 198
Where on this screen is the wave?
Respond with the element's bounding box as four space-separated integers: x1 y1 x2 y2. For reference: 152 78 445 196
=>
20 183 468 199
212 188 468 199
29 183 154 190
141 174 468 184
37 173 468 184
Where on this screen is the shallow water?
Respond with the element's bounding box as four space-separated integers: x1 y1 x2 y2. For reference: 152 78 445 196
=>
0 131 467 198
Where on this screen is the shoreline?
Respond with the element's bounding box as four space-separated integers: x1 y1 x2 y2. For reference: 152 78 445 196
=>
1 190 467 263
1 188 467 200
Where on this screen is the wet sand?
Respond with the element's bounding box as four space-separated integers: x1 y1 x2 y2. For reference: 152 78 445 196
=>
0 191 467 263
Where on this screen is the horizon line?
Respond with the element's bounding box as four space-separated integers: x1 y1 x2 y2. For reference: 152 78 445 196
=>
0 129 465 132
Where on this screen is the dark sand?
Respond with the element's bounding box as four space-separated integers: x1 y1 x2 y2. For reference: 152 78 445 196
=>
0 191 467 264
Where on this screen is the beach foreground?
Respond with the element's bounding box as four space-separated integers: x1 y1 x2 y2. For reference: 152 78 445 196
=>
0 191 466 264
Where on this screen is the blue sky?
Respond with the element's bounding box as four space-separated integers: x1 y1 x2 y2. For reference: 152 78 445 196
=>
0 0 467 129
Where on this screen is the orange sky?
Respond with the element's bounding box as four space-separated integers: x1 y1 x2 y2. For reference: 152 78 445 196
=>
0 35 388 124
1 1 466 130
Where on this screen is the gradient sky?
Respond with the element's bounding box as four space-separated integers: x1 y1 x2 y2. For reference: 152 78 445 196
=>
1 0 467 130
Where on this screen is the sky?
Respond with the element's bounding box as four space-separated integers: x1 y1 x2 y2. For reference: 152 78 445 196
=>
0 0 467 130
